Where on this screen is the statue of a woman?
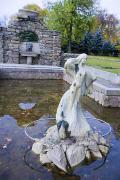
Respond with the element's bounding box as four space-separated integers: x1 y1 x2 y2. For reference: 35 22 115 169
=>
32 54 109 171
56 54 96 139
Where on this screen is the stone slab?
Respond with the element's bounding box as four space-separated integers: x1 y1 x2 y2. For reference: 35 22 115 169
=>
0 64 64 80
93 78 120 96
63 68 120 107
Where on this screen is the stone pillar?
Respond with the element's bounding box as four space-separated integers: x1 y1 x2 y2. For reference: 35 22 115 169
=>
27 56 32 65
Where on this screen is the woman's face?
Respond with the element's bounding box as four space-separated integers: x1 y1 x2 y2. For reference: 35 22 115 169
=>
81 57 87 65
77 54 87 65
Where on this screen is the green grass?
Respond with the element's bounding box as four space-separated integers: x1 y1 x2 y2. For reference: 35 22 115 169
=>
87 55 120 74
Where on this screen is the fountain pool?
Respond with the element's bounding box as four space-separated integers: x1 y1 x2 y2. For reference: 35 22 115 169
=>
0 80 120 180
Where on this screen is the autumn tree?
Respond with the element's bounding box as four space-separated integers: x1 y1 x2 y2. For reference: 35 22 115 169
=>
95 10 119 43
47 0 97 52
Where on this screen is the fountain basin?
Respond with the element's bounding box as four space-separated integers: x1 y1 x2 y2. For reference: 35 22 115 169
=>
0 79 120 179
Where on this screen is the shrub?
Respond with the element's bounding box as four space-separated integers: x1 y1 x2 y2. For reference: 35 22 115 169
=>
18 31 38 42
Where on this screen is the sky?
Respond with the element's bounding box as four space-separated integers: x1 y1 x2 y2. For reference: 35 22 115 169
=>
100 0 120 19
0 0 120 23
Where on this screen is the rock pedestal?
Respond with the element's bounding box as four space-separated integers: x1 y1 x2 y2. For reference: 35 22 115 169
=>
32 125 109 172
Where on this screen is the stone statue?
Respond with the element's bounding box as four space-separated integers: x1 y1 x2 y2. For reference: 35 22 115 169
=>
56 54 95 139
32 54 109 172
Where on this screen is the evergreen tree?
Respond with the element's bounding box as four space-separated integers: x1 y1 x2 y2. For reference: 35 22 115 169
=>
102 41 115 56
81 32 94 54
92 30 103 55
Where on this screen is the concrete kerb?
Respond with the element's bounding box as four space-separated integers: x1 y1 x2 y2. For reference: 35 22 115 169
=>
0 63 120 107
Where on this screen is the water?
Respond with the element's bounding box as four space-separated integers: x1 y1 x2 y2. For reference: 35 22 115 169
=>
0 80 120 180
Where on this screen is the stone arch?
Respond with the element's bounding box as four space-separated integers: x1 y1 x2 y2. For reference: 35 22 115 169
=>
3 9 61 65
18 31 39 42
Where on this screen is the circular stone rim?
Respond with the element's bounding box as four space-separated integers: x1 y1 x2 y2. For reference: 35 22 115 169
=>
25 117 112 141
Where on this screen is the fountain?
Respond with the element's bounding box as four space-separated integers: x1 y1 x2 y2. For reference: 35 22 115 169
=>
27 54 110 172
20 42 40 65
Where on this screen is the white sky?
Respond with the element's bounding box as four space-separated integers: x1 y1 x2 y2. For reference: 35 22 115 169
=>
0 0 120 21
100 0 120 19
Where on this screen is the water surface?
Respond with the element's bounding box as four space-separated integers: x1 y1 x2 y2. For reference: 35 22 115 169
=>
0 80 120 180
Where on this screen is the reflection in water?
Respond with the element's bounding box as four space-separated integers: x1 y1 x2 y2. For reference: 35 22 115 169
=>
18 102 36 110
0 80 68 126
0 80 120 180
83 96 120 138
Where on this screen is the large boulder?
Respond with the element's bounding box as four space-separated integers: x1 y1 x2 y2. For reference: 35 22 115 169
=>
66 144 85 167
47 144 67 172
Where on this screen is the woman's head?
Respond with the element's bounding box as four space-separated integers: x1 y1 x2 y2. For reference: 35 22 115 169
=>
76 53 87 65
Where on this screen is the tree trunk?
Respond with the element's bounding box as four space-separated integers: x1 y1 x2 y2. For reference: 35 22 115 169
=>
68 39 72 53
67 21 73 53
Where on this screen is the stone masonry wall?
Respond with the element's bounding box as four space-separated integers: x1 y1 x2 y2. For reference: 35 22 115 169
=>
0 28 4 63
1 10 61 66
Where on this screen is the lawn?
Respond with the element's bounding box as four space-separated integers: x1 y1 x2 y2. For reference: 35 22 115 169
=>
87 55 120 74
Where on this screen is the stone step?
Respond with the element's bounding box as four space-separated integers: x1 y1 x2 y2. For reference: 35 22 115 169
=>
93 78 120 96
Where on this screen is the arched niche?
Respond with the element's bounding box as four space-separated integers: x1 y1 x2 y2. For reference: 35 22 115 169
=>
18 31 40 64
18 31 38 42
